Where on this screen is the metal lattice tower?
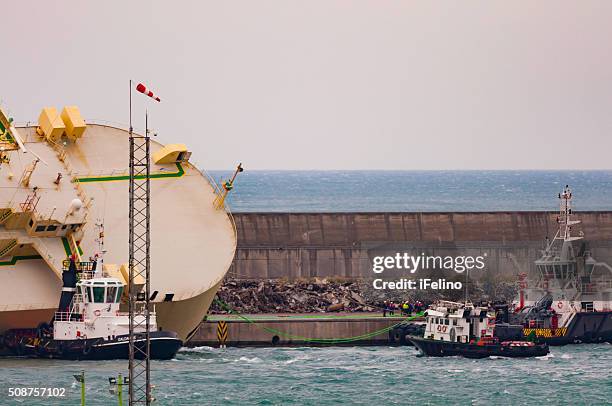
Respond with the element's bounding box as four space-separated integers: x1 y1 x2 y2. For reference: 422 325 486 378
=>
128 112 152 405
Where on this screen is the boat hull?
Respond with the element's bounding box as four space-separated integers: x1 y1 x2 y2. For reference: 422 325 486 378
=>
12 331 182 360
521 311 612 346
408 336 549 358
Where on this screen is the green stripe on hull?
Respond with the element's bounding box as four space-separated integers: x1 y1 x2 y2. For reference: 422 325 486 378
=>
75 162 184 183
0 255 43 266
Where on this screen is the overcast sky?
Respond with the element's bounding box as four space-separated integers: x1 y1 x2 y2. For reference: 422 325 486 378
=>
3 1 612 170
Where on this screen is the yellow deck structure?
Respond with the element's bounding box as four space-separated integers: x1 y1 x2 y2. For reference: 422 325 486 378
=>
60 106 86 141
152 143 191 164
38 107 65 143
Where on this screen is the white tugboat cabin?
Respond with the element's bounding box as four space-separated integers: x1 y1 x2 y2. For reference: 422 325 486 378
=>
424 300 494 343
53 273 153 341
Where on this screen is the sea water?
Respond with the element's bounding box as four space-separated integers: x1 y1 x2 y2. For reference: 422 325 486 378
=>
1 344 610 405
208 170 612 212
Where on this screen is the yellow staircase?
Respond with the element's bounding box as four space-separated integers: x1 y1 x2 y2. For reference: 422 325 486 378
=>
67 232 82 262
0 239 17 258
0 208 12 224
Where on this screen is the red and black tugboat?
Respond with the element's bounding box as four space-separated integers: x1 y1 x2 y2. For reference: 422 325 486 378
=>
408 300 549 358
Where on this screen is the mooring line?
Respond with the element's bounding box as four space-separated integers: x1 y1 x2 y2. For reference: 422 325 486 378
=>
213 299 423 344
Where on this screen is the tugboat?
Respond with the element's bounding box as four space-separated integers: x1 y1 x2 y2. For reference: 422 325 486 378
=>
408 300 549 358
507 186 612 345
3 226 182 360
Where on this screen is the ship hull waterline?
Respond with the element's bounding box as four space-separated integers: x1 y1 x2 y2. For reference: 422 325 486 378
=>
408 336 550 358
11 331 182 360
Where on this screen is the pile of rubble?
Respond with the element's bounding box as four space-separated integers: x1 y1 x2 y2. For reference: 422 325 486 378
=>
211 278 376 314
209 277 518 314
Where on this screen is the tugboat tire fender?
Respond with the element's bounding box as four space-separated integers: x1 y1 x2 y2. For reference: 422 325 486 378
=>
82 343 92 356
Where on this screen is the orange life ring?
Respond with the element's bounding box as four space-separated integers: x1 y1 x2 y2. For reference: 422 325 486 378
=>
94 310 101 316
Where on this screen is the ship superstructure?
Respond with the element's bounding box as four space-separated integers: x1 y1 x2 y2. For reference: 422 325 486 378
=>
0 105 237 343
512 186 612 343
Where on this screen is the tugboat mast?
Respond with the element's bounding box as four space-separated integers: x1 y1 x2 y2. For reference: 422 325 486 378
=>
546 185 583 254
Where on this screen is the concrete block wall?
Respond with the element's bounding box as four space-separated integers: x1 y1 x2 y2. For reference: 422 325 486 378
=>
229 212 612 280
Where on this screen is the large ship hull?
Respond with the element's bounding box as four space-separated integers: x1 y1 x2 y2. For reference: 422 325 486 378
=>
0 123 236 343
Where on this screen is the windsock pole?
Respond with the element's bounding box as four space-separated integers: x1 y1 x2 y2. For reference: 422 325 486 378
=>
128 79 160 406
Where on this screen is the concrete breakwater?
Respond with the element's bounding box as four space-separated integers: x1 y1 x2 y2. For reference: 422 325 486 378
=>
229 212 612 280
189 314 412 347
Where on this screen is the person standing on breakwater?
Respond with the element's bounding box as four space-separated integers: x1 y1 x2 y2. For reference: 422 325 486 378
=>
382 300 388 317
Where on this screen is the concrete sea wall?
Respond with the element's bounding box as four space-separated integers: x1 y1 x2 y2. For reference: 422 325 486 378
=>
190 315 406 347
229 212 612 280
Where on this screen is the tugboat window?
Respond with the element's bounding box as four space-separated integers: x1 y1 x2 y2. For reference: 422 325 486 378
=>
86 287 93 302
106 286 117 303
93 287 105 303
116 286 124 303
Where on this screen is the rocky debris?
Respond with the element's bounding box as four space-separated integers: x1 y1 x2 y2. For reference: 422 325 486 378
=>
210 277 518 314
211 278 375 314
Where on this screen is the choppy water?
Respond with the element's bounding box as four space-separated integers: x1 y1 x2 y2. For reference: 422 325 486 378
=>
1 344 610 405
207 170 612 212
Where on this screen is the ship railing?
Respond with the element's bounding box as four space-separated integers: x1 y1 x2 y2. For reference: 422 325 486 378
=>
435 300 465 309
54 312 72 322
62 260 96 272
53 312 84 322
122 302 156 316
55 294 85 322
526 319 547 328
71 168 130 179
78 270 97 280
191 165 239 258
